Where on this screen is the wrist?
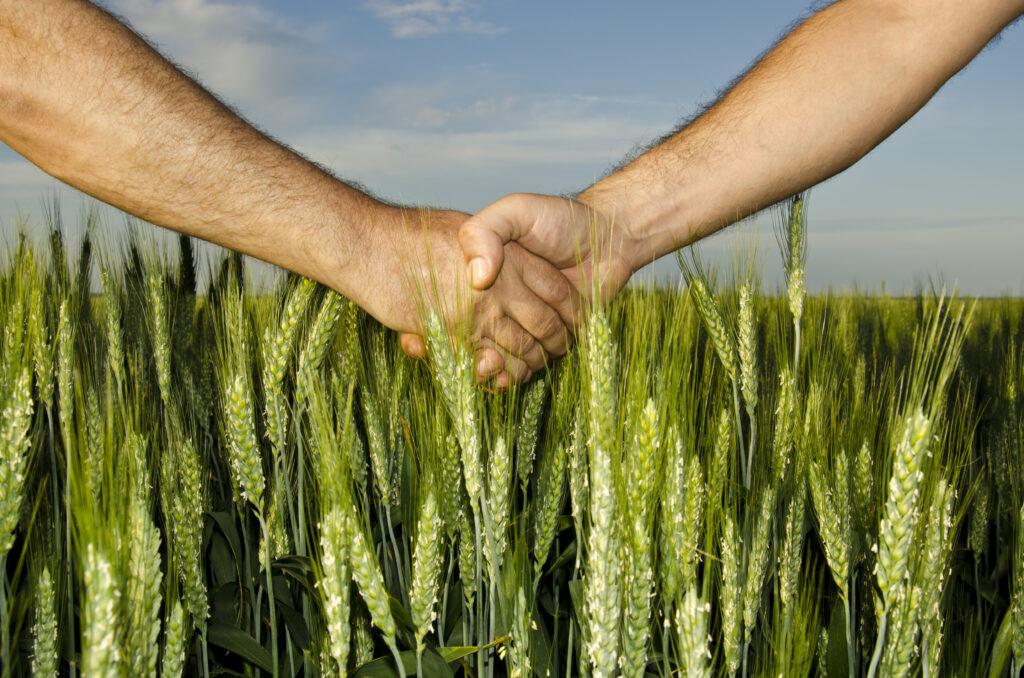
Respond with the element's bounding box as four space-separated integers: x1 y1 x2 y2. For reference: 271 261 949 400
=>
309 186 399 306
578 137 731 274
575 178 689 275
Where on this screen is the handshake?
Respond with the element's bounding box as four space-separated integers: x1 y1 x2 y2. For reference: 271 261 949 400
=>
374 192 645 389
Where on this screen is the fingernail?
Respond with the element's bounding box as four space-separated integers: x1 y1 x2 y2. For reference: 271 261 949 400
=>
470 257 488 288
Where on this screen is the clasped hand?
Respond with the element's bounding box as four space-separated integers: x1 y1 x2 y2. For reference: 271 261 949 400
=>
392 194 637 388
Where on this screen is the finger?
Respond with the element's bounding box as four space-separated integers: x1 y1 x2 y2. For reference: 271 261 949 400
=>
459 193 541 291
489 316 548 374
459 219 508 291
495 352 532 385
510 242 585 338
474 336 533 387
502 287 572 359
491 371 511 392
400 333 427 359
473 345 504 383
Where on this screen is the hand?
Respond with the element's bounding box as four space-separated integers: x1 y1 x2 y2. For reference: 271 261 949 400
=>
348 207 581 387
458 192 638 308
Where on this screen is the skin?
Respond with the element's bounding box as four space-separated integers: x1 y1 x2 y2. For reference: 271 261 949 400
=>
458 0 1024 320
0 0 580 387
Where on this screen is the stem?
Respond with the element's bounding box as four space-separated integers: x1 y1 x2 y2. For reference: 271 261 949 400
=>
744 418 757 489
0 556 9 673
849 575 858 677
285 630 295 678
254 588 263 678
844 593 855 678
376 504 394 589
551 557 562 678
974 559 984 649
732 381 746 488
489 578 497 678
661 618 671 678
63 418 76 678
385 505 407 599
473 511 486 677
46 410 61 570
462 590 471 651
793 316 801 381
238 514 259 634
296 430 312 678
565 623 575 678
866 608 888 678
387 640 405 678
201 625 210 678
295 416 307 558
259 515 280 678
439 554 455 647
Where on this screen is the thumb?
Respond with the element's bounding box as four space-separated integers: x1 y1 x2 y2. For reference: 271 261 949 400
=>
399 333 427 359
459 194 536 290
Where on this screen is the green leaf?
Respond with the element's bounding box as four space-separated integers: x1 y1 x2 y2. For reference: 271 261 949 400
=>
208 511 243 568
826 602 848 678
436 646 476 663
989 608 1012 678
389 594 417 634
207 623 274 673
548 538 576 573
353 648 455 677
211 582 241 626
568 580 585 623
273 555 317 595
275 597 311 651
530 604 552 677
209 531 237 587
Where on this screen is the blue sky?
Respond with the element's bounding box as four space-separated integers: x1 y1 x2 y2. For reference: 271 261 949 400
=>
1 1 1022 294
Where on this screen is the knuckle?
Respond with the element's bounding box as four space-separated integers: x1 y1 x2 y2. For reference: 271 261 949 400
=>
515 333 538 358
532 310 565 342
509 360 531 383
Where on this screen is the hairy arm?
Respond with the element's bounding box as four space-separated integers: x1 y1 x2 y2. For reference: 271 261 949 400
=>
0 0 363 292
0 0 577 382
580 0 1024 267
461 0 1024 294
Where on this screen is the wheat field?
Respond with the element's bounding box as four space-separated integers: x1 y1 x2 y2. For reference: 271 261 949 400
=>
0 198 1022 677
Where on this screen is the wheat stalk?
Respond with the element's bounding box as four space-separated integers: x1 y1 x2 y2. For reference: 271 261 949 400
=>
82 544 118 678
346 508 403 674
868 409 931 678
411 487 443 655
720 514 743 676
32 566 58 677
160 601 187 678
920 479 954 677
318 506 351 677
531 442 567 581
516 376 548 492
0 367 34 557
742 485 777 655
620 399 659 677
224 373 265 511
676 586 712 678
584 310 621 677
123 496 163 678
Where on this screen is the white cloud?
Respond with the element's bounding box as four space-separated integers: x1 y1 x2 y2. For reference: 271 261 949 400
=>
102 0 349 125
364 0 503 37
293 87 664 182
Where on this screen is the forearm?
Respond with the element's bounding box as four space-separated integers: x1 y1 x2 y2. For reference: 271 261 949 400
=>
0 0 383 299
579 0 1024 270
